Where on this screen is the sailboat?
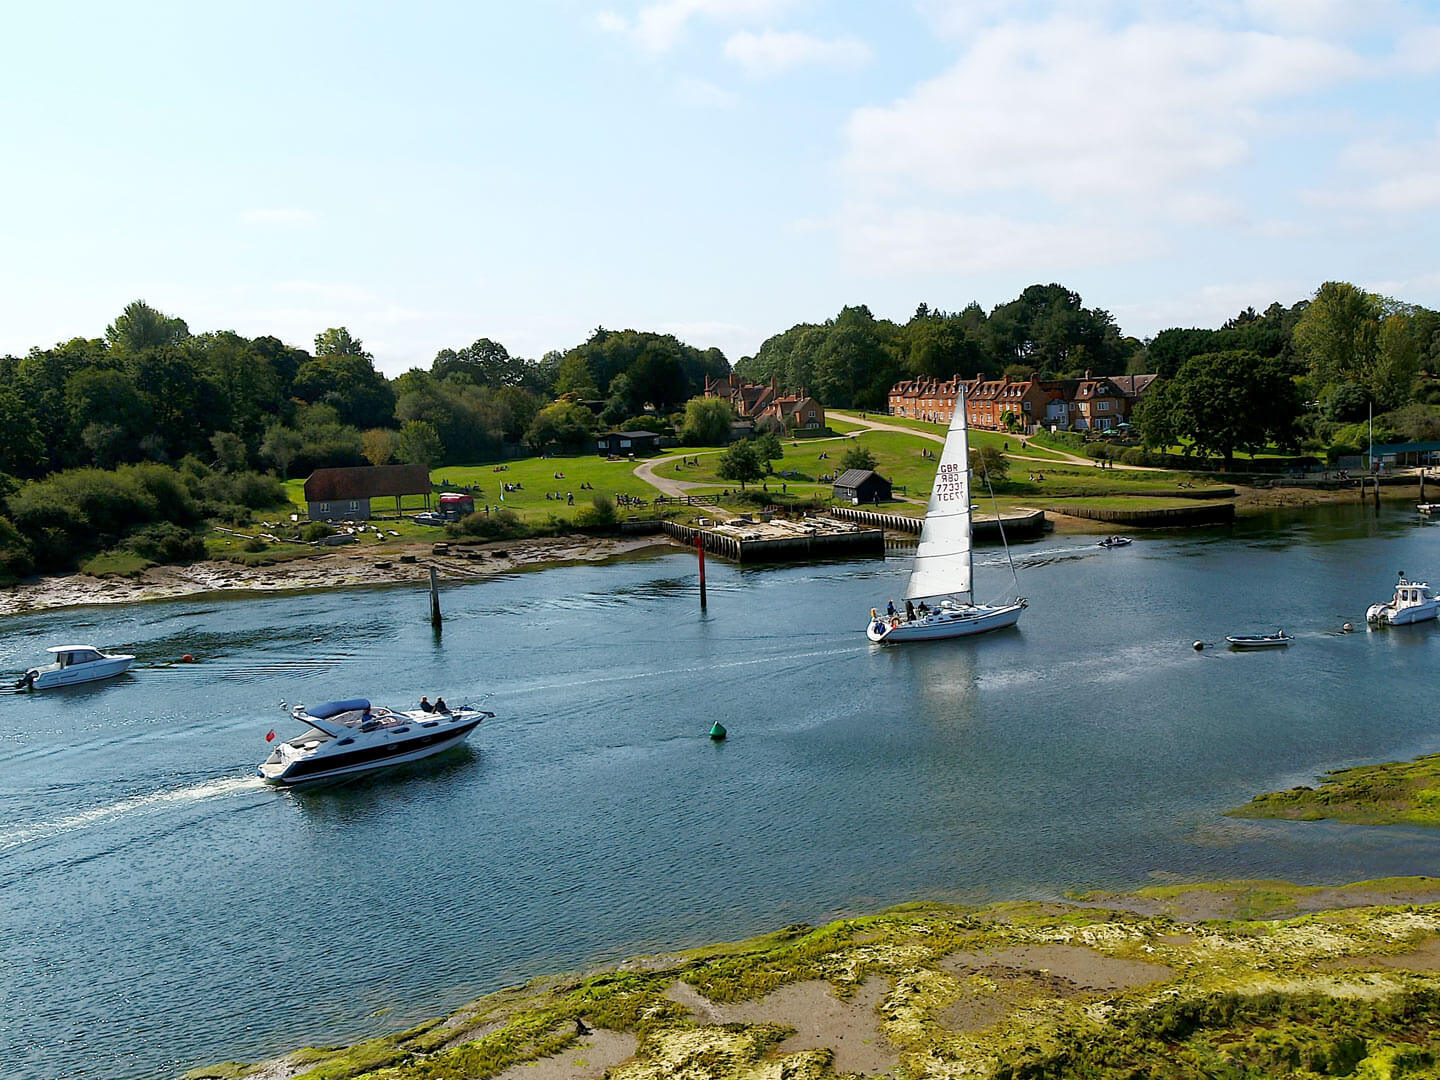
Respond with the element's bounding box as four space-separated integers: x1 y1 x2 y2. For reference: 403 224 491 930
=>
866 389 1026 643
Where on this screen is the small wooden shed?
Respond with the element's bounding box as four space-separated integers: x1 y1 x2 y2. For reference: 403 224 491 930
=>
304 464 432 520
596 431 662 456
833 468 892 505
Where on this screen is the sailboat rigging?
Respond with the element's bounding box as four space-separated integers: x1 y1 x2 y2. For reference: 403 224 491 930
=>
866 388 1026 643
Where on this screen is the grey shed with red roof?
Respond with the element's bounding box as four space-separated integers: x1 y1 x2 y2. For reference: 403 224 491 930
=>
304 464 433 521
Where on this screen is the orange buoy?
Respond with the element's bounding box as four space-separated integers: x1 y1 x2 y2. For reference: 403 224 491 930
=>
181 654 194 663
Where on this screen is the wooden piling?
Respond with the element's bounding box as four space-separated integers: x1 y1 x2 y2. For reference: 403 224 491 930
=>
696 533 707 610
429 565 442 627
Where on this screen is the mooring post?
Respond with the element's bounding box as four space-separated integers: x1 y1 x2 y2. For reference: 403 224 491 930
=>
1422 469 1427 503
429 565 442 627
1374 476 1381 515
695 532 707 610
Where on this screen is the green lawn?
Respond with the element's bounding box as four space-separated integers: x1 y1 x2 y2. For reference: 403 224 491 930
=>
828 410 1072 461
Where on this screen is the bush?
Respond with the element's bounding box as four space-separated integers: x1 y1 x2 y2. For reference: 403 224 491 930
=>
241 536 267 553
572 495 618 530
451 508 525 539
301 521 335 542
123 522 206 564
0 514 32 580
1326 443 1362 464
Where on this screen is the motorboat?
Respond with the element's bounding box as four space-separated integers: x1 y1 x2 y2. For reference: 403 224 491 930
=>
16 645 135 690
1419 504 1440 514
866 388 1025 644
258 698 492 786
1366 573 1440 626
1097 536 1133 548
1225 631 1293 648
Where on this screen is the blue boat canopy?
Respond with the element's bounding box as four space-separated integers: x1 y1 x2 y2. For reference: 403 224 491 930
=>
306 699 371 719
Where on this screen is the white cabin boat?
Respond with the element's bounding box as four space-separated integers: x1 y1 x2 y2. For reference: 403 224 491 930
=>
17 646 135 690
259 698 492 786
1366 574 1440 626
866 390 1025 644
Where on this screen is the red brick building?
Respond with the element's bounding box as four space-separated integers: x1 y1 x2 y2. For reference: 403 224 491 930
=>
704 375 825 430
888 372 1156 433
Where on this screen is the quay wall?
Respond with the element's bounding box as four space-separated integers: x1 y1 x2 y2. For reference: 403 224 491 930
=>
1047 502 1236 527
660 520 884 562
828 506 1048 541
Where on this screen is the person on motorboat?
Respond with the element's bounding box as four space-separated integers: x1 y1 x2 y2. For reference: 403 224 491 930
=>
419 696 434 712
434 697 448 713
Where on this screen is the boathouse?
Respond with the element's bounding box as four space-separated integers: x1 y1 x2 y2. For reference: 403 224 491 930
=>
597 430 662 456
833 469 892 505
304 464 432 521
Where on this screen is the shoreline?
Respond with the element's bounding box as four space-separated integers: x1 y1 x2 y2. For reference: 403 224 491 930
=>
0 535 677 618
3 485 1424 617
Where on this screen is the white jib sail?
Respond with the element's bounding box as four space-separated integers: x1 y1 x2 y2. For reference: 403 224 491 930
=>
903 392 973 604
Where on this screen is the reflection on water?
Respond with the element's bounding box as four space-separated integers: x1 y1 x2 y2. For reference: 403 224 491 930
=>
5 501 1440 1080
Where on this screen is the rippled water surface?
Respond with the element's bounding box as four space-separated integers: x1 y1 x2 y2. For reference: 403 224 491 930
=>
6 504 1440 1079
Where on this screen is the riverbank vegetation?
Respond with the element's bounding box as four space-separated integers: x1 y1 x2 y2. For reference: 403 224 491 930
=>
1231 753 1440 827
4 281 1439 584
189 878 1440 1080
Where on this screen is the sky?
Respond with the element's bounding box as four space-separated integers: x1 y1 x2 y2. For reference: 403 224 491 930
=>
2 0 1439 376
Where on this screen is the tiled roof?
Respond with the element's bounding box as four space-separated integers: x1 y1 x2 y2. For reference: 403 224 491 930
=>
304 464 432 502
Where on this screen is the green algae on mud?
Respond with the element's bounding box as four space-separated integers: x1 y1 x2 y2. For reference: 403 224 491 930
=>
188 881 1440 1080
1231 753 1440 827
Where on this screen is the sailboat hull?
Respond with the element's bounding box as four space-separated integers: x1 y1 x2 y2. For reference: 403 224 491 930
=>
867 602 1024 643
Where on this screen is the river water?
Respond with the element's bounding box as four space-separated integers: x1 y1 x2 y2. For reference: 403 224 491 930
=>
5 503 1440 1080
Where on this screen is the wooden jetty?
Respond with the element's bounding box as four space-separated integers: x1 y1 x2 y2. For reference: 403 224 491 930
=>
661 515 883 562
827 505 1048 541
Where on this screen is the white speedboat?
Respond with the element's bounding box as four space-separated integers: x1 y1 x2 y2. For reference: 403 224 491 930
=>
1225 631 1293 648
1366 574 1440 626
258 698 491 786
16 645 135 690
866 389 1025 644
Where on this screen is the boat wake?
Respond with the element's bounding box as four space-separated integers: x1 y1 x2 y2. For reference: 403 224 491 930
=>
0 775 265 852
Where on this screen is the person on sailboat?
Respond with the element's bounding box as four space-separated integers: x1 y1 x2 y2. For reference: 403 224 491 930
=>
905 599 915 621
887 600 896 617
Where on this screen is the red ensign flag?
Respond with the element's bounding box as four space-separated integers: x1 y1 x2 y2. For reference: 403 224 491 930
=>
265 729 276 742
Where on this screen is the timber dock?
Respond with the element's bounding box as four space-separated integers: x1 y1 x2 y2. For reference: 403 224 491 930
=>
828 505 1048 541
662 515 883 562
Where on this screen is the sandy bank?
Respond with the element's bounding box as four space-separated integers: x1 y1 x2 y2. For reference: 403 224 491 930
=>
189 877 1440 1080
0 535 677 617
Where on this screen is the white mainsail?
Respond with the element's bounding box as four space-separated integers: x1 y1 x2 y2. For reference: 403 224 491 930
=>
903 393 973 603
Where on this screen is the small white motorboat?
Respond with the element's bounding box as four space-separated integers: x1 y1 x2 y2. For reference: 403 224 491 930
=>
1225 631 1293 648
258 698 492 786
1366 573 1440 626
1097 536 1133 548
16 645 135 690
1420 504 1440 515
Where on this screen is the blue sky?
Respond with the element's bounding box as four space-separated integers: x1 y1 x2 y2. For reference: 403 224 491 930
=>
3 0 1439 375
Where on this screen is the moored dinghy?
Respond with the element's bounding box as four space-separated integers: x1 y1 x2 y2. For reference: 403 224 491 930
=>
865 388 1025 644
1225 630 1293 648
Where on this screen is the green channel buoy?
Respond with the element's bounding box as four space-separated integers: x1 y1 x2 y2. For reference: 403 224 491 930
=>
709 722 727 741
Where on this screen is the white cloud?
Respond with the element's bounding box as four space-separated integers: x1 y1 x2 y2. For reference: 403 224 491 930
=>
595 10 629 33
674 75 738 107
1110 278 1307 337
1390 24 1440 73
607 0 803 53
845 19 1359 205
836 205 1155 275
240 208 317 226
1305 125 1440 212
723 29 871 77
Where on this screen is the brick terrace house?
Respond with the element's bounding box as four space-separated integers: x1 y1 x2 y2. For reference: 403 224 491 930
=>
304 464 432 521
704 375 825 431
888 372 1156 433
